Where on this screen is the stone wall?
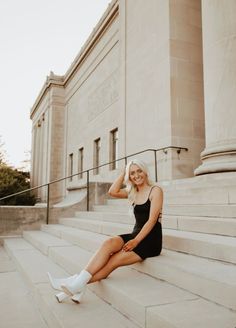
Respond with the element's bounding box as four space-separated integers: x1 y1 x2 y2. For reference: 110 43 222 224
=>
0 206 47 238
0 182 112 237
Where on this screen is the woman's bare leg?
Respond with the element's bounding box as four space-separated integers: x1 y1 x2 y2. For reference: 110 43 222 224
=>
85 236 124 275
61 239 142 298
88 250 142 284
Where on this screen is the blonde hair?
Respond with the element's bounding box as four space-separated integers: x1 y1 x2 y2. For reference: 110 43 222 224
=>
124 159 154 202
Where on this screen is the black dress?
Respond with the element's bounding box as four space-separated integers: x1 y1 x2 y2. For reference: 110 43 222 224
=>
118 186 162 260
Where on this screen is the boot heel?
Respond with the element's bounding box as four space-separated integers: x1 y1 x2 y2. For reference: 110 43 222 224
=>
71 289 85 304
55 292 68 303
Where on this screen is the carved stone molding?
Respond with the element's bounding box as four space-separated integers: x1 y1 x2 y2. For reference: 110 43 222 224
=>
88 70 119 122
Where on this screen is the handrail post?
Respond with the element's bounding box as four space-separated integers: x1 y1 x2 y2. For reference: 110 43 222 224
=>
154 150 158 182
46 183 50 224
86 170 89 211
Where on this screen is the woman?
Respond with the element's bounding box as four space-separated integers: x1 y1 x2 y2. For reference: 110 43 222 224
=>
49 159 163 303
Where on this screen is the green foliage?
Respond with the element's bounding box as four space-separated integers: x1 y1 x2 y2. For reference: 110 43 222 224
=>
0 165 36 205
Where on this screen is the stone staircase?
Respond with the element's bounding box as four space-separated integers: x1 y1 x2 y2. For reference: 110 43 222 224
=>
3 198 236 328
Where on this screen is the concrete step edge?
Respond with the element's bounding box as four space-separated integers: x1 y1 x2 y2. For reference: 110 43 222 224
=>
43 220 236 264
65 214 236 237
162 204 236 218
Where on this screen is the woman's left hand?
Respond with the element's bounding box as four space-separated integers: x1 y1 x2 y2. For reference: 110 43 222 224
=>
123 239 139 252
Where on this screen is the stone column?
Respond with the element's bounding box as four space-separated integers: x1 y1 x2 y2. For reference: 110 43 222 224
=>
48 83 65 203
195 0 236 175
36 119 42 200
30 125 36 187
31 122 40 200
34 124 40 187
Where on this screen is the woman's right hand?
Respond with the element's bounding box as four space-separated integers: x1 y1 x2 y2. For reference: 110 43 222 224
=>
108 168 128 198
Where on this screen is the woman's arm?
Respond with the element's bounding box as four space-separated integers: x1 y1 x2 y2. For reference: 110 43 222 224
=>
123 186 163 252
108 170 128 199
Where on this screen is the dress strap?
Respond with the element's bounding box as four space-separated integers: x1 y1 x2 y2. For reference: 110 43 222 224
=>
148 185 156 199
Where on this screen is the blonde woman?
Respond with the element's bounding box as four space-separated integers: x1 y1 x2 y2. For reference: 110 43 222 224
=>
48 159 163 303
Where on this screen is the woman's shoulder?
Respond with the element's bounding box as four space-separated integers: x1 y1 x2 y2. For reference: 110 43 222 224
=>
149 184 163 198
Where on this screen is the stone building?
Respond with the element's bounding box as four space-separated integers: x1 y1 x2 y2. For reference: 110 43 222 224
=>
30 0 236 204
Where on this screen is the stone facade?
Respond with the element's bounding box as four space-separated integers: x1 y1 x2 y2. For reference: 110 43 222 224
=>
30 0 236 203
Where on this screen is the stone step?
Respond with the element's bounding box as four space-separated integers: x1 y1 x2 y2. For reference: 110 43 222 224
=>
75 210 236 236
147 298 236 328
59 217 132 235
0 246 48 328
163 185 235 205
4 238 68 287
160 172 236 208
3 237 140 328
41 224 107 252
56 216 236 264
40 224 236 310
133 248 236 311
163 215 236 237
48 248 236 327
15 231 236 327
93 204 131 213
164 190 227 205
163 204 236 218
95 202 236 219
160 171 236 189
23 230 72 255
75 211 135 224
106 198 130 206
163 229 236 264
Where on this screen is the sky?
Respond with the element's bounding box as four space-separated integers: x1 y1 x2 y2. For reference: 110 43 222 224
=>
0 0 110 169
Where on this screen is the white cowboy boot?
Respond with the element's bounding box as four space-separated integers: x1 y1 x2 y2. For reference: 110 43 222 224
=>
61 270 92 295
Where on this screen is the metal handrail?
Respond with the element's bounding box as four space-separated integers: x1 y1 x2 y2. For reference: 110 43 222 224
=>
0 145 188 223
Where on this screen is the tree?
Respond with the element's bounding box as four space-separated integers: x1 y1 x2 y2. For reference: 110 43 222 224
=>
0 165 36 205
0 135 36 205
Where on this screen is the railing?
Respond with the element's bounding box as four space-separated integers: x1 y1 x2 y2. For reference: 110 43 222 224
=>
0 146 188 224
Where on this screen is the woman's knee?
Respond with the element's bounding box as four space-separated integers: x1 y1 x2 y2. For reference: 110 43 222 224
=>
101 236 123 253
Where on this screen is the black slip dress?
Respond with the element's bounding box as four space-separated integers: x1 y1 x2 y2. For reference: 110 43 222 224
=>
118 186 162 260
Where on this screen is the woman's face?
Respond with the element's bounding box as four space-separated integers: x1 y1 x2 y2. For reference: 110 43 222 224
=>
129 164 147 186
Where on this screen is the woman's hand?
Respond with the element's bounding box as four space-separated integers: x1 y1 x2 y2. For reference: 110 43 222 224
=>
108 168 128 198
123 239 139 252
